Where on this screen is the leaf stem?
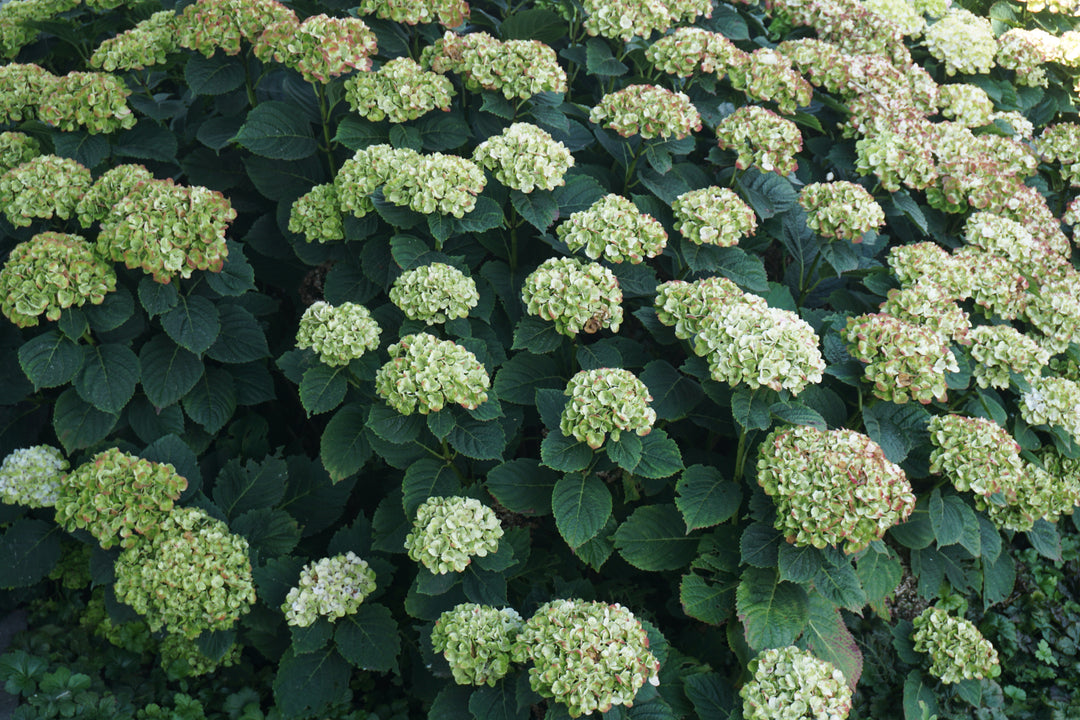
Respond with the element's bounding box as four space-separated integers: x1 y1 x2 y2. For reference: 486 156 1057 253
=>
316 83 337 178
734 426 749 482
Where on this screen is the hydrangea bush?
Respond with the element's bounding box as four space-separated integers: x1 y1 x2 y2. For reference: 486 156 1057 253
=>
2 0 1080 717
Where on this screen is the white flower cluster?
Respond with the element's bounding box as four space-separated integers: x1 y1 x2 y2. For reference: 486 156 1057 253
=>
389 263 479 325
375 333 490 415
560 369 657 449
356 0 469 26
654 276 746 339
956 247 1029 321
845 313 958 404
431 604 523 686
37 72 136 134
422 31 567 100
887 242 968 295
522 257 624 336
511 599 660 718
282 552 377 627
727 48 814 115
963 212 1062 282
969 325 1050 389
404 496 503 574
473 123 574 193
644 27 746 78
997 30 1049 87
1021 376 1080 444
1038 123 1080 187
880 285 971 346
863 0 925 36
296 301 381 367
938 84 995 128
757 426 915 552
716 105 802 175
854 129 938 193
589 84 702 140
672 186 757 247
924 8 997 76
1024 272 1080 354
912 607 1000 684
798 181 885 242
582 0 711 41
344 57 455 123
556 194 667 264
289 184 345 243
252 14 378 84
76 164 153 227
0 445 67 508
741 646 852 720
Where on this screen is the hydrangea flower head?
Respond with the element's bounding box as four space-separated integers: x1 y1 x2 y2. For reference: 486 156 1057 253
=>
113 507 255 638
0 155 92 227
1020 376 1080 444
423 32 566 100
76 164 154 228
254 14 377 83
0 131 40 174
356 0 469 26
716 105 802 175
53 448 188 549
90 11 178 72
159 633 242 679
431 604 523 686
0 63 56 124
799 181 885 242
560 369 657 449
912 607 1000 684
757 426 915 552
390 263 479 325
289 184 345 243
345 57 455 123
0 232 116 327
382 151 486 217
845 313 958 404
654 276 751 339
741 646 852 720
296 301 381 367
335 144 412 218
855 128 939 192
283 552 377 626
0 445 67 508
969 325 1050 389
727 48 813 115
557 194 667 264
473 123 574 193
375 333 490 414
879 285 971 345
938 84 994 128
522 257 623 336
672 186 757 247
924 8 997 76
0 0 79 58
511 599 659 718
1038 123 1080 187
38 72 135 134
645 27 747 78
175 0 295 57
589 85 702 140
404 496 502 574
997 29 1050 87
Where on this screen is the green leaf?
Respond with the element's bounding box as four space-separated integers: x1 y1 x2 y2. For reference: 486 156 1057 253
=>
680 573 737 626
427 410 454 439
114 123 178 163
455 196 504 234
675 465 741 532
196 115 244 150
540 432 592 473
141 433 200 490
576 341 622 372
769 401 826 430
813 558 867 612
553 171 606 215
903 671 939 720
162 295 220 356
282 456 357 536
862 402 928 464
614 505 699 571
500 8 568 42
334 116 388 150
53 388 118 453
367 402 423 444
205 240 256 296
494 352 563 404
181 366 237 434
86 287 134 332
184 53 245 95
889 497 934 550
801 594 863 689
586 37 629 76
447 417 506 460
254 556 306 609
18 330 82 389
511 189 559 231
731 387 771 432
235 101 317 160
137 277 178 317
978 515 1002 564
212 455 288 520
334 603 400 672
512 316 563 354
735 567 809 651
272 648 352 719
606 433 642 472
640 360 703 421
1027 518 1062 561
299 364 347 416
206 304 268 364
415 111 471 152
429 686 473 720
321 403 373 482
52 130 109 169
735 169 797 219
856 546 902 604
233 507 301 559
552 473 612 549
468 683 528 720
485 459 557 516
572 515 616 571
402 459 461 516
290 620 333 655
463 564 507 605
631 429 683 479
740 522 782 568
535 387 568 429
982 550 1015 607
777 543 824 584
139 335 203 408
0 519 61 588
682 673 737 720
929 489 964 547
244 155 325 201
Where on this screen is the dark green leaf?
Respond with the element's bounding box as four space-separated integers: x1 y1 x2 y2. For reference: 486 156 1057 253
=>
53 388 118 453
197 115 244 150
982 550 1015 607
511 189 558 231
244 155 325 201
736 567 809 651
929 489 964 547
205 240 256 296
769 401 826 430
321 403 373 482
427 410 454 439
606 433 642 472
139 335 203 408
586 37 628 76
86 287 134 332
641 361 703 421
335 603 400 672
282 456 357 536
137 277 178 317
185 53 246 95
552 473 612 549
233 507 301 559
512 316 563 353
682 673 737 720
115 123 178 163
494 352 563 404
52 130 108 168
614 505 699 571
485 459 557 516
863 402 929 464
553 171 606 215
676 465 741 532
802 595 863 689
212 455 288 519
540 432 592 473
254 556 307 609
736 169 797 219
463 565 508 605
429 686 473 720
299 364 348 416
501 8 568 42
889 497 934 550
680 573 737 625
731 387 771 432
468 683 528 720
228 361 275 406
290 620 334 655
856 546 902 604
162 294 220 356
447 417 505 460
813 559 867 612
1027 518 1062 561
273 648 352 718
18 330 82 389
903 671 939 720
631 428 683 479
206 304 268 363
402 459 461 516
334 116 388 150
740 522 782 568
415 111 471 151
141 433 200 490
777 543 824 584
367 402 423 444
455 196 504 233
235 101 317 160
0 519 61 588
181 366 237 434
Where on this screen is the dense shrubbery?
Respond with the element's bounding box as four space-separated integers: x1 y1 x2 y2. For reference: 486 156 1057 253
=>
2 0 1080 717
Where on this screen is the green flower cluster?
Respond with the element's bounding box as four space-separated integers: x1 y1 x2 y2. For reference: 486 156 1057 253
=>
560 368 657 449
757 426 915 553
404 496 502 574
957 247 1029 321
423 31 567 100
924 8 997 76
969 325 1050 390
912 607 1000 684
113 507 256 638
296 301 381 367
798 181 885 242
90 11 178 71
0 63 56 123
582 0 712 41
644 27 745 78
282 552 377 627
431 604 523 686
175 0 294 58
938 84 994 128
159 632 242 679
854 128 939 193
0 154 92 227
0 0 77 58
589 84 702 140
693 301 826 395
1021 376 1080 444
654 276 749 339
253 14 377 83
511 599 660 718
556 194 667 264
344 57 454 123
80 590 154 655
0 131 39 173
335 143 404 217
741 646 852 720
716 105 802 175
76 164 153 227
928 414 1025 499
390 263 479 324
864 0 925 35
375 333 490 414
728 48 813 115
38 72 135 134
879 285 971 345
473 123 574 193
0 232 115 327
53 448 188 550
288 184 344 242
522 257 624 336
997 29 1050 88
357 0 469 26
1024 271 1080 355
963 211 1062 281
1038 123 1080 187
0 445 67 508
844 313 958 404
672 186 757 247
97 180 235 283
